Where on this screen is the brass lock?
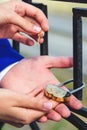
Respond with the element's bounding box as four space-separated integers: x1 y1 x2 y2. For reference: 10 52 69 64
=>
45 79 85 103
45 84 71 102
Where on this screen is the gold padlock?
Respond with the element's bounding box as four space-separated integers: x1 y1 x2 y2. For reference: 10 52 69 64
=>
45 84 71 103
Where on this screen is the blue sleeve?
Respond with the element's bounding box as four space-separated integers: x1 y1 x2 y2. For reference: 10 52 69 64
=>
0 39 24 71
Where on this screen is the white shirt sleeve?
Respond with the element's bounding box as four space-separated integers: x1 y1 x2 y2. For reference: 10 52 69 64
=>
0 62 19 81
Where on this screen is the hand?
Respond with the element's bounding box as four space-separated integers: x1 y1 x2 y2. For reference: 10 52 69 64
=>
0 0 48 45
0 87 53 127
0 56 82 122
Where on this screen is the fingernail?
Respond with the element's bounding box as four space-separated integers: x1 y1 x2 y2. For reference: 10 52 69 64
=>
32 26 41 32
43 102 52 111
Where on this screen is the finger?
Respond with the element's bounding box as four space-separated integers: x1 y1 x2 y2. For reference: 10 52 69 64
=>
37 38 44 44
66 95 82 110
11 107 46 125
14 30 44 44
21 2 49 31
47 110 62 121
37 116 48 123
18 16 45 43
32 31 44 44
41 56 73 68
55 103 71 118
32 35 44 44
16 94 53 111
13 32 34 46
9 12 42 34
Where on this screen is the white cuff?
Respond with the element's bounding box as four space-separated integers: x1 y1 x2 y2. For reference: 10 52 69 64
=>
0 62 19 81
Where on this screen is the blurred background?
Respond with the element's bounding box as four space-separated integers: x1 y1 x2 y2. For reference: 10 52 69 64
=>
0 0 87 130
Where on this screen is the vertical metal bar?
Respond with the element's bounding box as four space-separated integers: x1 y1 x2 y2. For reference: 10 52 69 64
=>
13 40 20 53
73 8 83 100
0 123 4 130
31 3 48 55
40 4 48 55
40 32 48 55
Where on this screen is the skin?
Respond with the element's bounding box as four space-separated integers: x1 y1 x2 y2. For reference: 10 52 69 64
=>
0 0 48 45
0 56 82 126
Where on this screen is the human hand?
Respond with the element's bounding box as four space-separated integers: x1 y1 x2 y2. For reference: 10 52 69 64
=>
0 87 53 127
0 0 48 45
0 56 82 122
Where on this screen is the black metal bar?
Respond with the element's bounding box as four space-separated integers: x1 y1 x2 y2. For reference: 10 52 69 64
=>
40 4 48 55
30 122 40 130
73 8 87 17
32 3 48 55
12 40 20 53
73 8 83 100
40 32 48 55
51 0 87 4
68 107 87 118
66 113 87 130
0 123 4 130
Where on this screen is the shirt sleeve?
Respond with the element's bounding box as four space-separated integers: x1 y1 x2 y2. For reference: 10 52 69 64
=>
0 39 24 72
0 62 19 81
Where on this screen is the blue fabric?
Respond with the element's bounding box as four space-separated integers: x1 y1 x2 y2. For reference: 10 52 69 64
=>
0 39 24 71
